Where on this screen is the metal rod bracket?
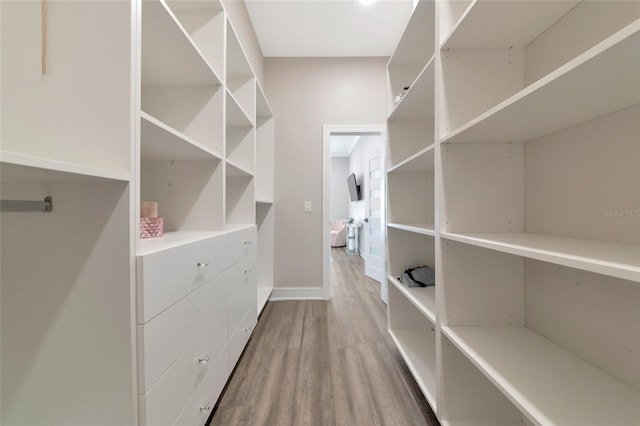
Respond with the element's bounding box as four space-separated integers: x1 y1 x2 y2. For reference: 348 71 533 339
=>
1 196 53 213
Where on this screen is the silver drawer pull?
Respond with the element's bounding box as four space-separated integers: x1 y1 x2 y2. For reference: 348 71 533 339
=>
197 261 209 268
244 269 252 274
198 355 210 365
243 240 252 245
200 402 211 412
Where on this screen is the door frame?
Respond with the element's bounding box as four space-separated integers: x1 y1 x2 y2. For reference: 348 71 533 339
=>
363 149 386 286
322 124 387 300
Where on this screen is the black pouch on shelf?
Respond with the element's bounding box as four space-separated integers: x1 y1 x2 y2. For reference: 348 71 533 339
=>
401 265 435 288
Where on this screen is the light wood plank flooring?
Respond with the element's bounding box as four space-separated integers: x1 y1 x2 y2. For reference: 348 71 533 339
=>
209 248 439 425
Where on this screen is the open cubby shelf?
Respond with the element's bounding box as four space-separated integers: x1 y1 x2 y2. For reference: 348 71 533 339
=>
442 232 640 283
443 326 640 426
442 21 640 145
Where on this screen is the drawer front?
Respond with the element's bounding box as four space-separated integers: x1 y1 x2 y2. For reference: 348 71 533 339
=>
227 226 257 266
138 269 232 392
229 301 257 370
138 312 228 426
227 253 257 335
138 234 228 323
172 344 229 426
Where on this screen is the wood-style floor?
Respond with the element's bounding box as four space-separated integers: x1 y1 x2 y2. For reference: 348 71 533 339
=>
209 248 439 426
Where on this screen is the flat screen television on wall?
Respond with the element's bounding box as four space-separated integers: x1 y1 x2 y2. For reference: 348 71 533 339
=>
347 173 361 202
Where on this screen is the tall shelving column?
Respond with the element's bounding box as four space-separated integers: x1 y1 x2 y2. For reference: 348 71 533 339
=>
385 0 438 415
225 20 256 228
255 82 275 315
139 0 225 247
0 1 136 425
136 2 230 425
436 1 640 425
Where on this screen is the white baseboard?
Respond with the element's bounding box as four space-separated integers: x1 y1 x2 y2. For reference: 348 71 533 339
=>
269 286 326 301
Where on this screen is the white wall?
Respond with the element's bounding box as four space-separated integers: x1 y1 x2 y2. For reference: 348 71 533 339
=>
348 134 385 260
265 57 388 290
330 157 350 221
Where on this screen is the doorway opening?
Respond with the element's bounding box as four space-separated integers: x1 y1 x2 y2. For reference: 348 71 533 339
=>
322 125 387 303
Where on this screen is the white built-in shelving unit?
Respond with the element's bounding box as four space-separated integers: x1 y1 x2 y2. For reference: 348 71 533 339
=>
387 1 640 425
0 1 135 425
1 0 275 424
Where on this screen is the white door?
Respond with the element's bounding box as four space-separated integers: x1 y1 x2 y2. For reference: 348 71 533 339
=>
364 151 387 303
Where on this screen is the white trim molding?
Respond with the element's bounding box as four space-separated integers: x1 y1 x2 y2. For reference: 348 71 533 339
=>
269 287 325 301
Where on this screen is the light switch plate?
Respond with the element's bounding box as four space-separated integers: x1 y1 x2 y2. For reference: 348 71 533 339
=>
305 201 312 212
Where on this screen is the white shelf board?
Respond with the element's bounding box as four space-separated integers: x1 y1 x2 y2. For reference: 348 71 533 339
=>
257 286 272 316
388 56 435 120
387 223 435 237
441 0 579 50
255 198 274 205
442 326 640 426
224 223 254 232
388 0 434 69
166 0 223 12
226 90 254 128
256 82 273 119
442 422 525 426
226 159 253 177
388 275 436 324
140 111 221 161
441 232 640 283
142 0 221 86
442 21 640 144
388 328 438 411
0 151 130 182
137 230 225 256
387 144 435 174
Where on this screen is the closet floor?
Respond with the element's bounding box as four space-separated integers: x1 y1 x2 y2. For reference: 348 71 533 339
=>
209 248 439 426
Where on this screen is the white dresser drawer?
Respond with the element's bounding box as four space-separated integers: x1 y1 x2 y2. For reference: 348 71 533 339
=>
172 344 229 426
227 253 257 335
229 301 257 370
138 312 228 426
138 269 231 392
137 234 228 323
227 226 257 266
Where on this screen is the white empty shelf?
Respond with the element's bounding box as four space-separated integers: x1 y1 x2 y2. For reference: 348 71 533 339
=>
138 231 225 256
441 232 640 283
388 329 437 411
0 151 130 182
442 21 640 144
388 56 435 121
441 0 580 50
388 275 436 324
140 112 221 161
256 83 274 119
442 326 640 426
387 223 435 237
387 144 435 174
388 0 434 69
142 0 221 86
226 160 253 177
226 91 254 128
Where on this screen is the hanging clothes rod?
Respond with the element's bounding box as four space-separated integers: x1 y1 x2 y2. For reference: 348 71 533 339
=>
1 196 53 213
